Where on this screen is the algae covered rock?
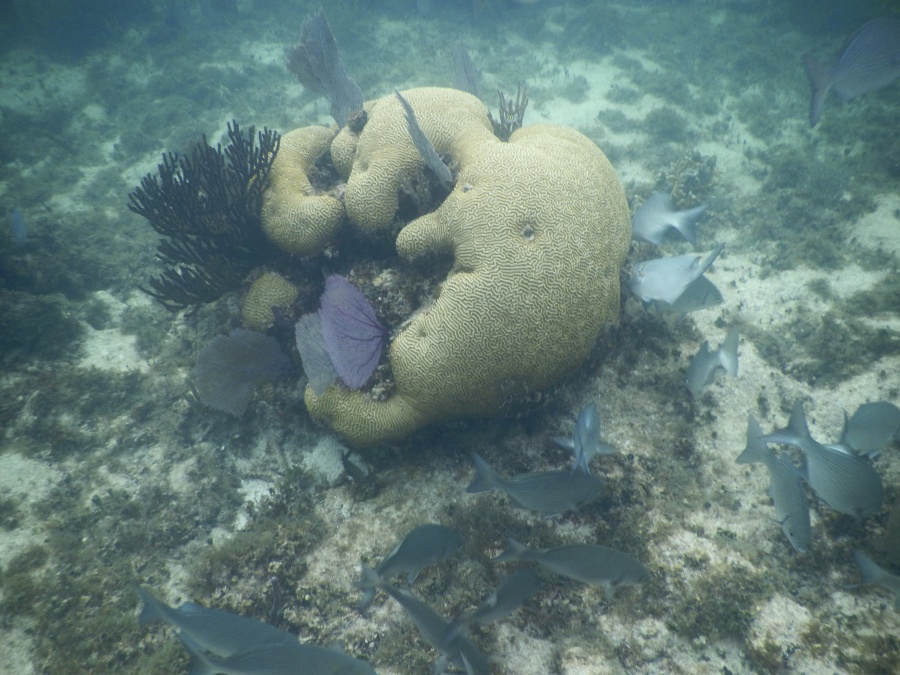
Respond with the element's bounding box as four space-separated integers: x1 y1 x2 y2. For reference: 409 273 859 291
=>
305 88 631 446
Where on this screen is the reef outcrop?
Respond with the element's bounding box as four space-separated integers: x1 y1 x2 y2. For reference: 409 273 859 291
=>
261 88 630 445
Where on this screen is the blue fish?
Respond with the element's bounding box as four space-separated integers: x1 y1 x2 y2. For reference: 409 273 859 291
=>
736 415 811 553
494 539 648 600
853 549 900 609
804 17 900 127
550 401 617 474
443 568 541 645
649 275 723 318
631 192 706 245
136 586 378 674
629 243 725 306
136 586 294 656
840 401 900 456
466 452 604 515
177 631 377 675
360 567 490 674
759 402 883 518
359 524 464 610
685 328 739 398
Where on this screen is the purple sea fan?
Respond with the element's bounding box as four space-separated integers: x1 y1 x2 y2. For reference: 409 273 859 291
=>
194 329 292 416
318 275 387 389
294 312 338 395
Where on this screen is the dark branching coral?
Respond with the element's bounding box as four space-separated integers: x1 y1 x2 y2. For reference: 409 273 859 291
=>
128 121 281 312
490 84 528 141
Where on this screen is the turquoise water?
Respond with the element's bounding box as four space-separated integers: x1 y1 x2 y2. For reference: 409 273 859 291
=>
1 1 899 673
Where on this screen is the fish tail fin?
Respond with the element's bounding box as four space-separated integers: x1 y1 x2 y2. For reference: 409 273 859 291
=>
177 631 217 675
441 615 468 650
359 565 382 589
761 401 809 447
495 538 528 563
466 453 499 493
358 566 383 610
672 204 706 246
549 435 575 451
718 328 740 378
736 415 770 464
787 401 811 439
697 243 725 276
358 587 376 611
135 585 167 625
803 53 832 127
571 451 592 475
852 549 883 586
603 581 617 601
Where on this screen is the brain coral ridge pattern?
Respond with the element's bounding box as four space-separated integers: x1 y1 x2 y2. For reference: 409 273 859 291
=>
301 87 631 446
260 124 344 257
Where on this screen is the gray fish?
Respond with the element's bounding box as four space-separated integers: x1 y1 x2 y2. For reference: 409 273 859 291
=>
359 524 464 609
841 401 900 455
632 192 706 245
494 539 648 600
804 17 900 127
685 327 739 397
550 401 617 474
629 243 725 306
136 586 294 658
853 549 900 610
360 567 490 675
177 631 377 675
443 568 542 644
467 452 603 515
649 274 723 317
736 415 811 553
760 402 883 518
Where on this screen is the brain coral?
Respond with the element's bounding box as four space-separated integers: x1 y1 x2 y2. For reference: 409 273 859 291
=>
336 87 496 232
241 271 298 331
261 125 344 256
305 88 631 446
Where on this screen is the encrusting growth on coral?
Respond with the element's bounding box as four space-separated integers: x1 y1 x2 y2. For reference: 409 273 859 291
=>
128 121 280 312
491 83 528 141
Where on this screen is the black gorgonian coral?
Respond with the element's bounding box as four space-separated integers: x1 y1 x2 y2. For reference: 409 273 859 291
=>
128 121 281 312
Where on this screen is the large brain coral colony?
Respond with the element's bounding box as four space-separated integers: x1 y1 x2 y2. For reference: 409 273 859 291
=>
298 89 631 445
133 88 630 446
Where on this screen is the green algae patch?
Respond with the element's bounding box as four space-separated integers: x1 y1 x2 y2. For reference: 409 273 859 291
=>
667 566 770 641
0 367 146 459
843 273 900 318
0 495 22 530
187 467 327 631
746 309 900 387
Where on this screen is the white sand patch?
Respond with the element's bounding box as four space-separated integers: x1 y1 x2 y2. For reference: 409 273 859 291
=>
78 291 150 373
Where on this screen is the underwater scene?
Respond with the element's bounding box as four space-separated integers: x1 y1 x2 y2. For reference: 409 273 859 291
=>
2 0 900 672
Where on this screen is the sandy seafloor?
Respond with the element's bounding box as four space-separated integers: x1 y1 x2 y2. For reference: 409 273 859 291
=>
1 1 899 673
